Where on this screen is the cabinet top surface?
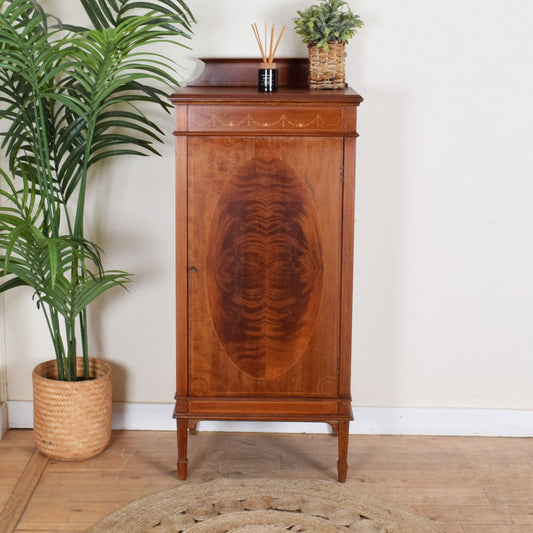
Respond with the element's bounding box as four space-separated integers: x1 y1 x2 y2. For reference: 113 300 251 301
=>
170 86 363 106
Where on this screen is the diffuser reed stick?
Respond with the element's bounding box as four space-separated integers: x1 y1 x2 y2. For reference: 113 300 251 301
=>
251 22 286 66
269 25 285 63
251 23 267 63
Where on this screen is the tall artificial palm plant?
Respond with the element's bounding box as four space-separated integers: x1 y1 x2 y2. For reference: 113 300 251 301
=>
0 0 194 380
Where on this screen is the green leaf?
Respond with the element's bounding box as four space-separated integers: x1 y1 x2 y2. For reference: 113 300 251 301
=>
47 238 58 287
0 276 28 293
293 0 363 48
0 0 194 377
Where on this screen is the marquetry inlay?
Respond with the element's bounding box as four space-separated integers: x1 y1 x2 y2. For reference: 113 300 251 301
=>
188 106 343 133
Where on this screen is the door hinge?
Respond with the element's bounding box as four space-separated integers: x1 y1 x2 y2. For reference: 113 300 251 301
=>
340 163 344 183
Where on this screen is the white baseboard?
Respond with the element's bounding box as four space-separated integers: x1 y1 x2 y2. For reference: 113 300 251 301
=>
0 402 8 439
6 401 533 437
352 406 533 437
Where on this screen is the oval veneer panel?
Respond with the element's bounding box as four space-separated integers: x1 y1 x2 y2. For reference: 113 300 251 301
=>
206 157 323 380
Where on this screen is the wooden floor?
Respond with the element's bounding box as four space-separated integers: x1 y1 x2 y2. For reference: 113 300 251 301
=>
0 430 532 532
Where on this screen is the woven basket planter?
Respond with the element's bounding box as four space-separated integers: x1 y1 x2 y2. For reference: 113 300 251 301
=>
32 358 112 460
308 41 346 89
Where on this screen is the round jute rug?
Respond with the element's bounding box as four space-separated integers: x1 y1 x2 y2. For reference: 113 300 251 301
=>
89 478 442 533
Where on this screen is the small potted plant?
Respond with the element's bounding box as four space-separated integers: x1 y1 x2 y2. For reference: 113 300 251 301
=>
294 0 363 89
0 0 194 460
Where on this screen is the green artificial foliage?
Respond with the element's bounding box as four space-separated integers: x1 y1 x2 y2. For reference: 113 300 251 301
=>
0 0 194 380
294 0 363 52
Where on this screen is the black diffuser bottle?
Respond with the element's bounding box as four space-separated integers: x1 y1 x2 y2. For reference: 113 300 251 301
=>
258 62 278 92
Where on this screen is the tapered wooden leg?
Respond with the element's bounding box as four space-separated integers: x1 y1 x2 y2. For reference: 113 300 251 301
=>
177 419 188 480
337 420 349 482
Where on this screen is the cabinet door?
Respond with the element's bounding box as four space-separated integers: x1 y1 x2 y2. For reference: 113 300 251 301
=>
187 136 344 398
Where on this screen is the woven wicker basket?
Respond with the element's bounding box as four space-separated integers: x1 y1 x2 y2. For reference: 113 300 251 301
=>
308 41 346 89
32 358 112 460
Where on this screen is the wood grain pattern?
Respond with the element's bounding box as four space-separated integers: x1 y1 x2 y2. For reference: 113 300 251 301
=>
2 431 532 532
187 58 309 88
175 133 188 397
337 420 350 482
186 399 341 417
339 134 357 398
176 420 188 480
170 87 363 107
206 157 323 380
0 449 48 533
187 136 342 398
172 77 361 481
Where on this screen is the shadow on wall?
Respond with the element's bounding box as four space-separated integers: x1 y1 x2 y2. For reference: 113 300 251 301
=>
109 361 129 404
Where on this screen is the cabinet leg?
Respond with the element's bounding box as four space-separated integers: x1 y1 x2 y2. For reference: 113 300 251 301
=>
337 420 349 482
177 419 188 480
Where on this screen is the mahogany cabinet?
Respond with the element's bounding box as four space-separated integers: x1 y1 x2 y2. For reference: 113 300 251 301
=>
171 59 362 482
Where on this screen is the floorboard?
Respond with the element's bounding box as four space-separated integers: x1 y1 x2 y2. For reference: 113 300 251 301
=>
0 430 531 532
0 449 48 533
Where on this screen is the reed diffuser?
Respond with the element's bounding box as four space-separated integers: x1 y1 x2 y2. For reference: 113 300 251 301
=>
251 22 286 92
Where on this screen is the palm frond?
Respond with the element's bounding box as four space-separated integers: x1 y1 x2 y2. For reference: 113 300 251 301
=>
0 215 131 318
0 0 194 378
74 0 195 32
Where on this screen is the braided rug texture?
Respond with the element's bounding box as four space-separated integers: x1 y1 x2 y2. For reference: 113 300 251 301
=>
89 478 442 533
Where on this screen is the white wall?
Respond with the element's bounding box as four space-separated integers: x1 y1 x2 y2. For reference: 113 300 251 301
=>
352 0 533 410
2 0 533 434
